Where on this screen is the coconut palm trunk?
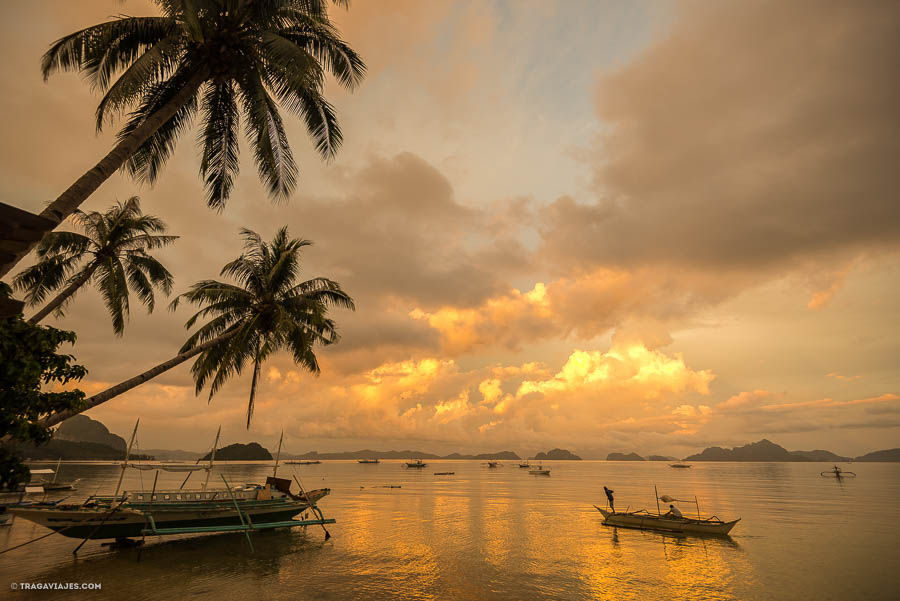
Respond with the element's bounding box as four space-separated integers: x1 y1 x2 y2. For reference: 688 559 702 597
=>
36 330 232 431
0 70 207 279
26 263 99 325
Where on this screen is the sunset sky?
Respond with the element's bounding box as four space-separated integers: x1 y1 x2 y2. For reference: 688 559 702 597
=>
2 0 898 458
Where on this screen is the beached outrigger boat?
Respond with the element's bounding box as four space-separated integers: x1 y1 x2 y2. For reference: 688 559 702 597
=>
594 487 739 536
7 423 334 546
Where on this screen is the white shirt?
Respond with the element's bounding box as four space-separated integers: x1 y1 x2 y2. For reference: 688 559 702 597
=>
668 506 683 518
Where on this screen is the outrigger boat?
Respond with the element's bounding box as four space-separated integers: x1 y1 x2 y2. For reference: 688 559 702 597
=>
669 463 692 469
486 461 500 468
529 464 550 475
285 459 321 465
36 458 81 491
821 465 856 478
405 459 427 468
518 460 531 468
595 487 739 536
358 458 380 464
6 423 334 548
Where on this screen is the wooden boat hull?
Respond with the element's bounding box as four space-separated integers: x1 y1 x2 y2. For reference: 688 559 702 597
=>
9 489 329 540
596 507 739 535
529 470 550 475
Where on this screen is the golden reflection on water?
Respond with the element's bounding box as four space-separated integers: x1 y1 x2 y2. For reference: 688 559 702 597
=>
5 460 899 600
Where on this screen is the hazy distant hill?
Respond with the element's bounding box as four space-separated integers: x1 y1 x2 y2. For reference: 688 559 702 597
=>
201 443 272 461
854 448 900 462
534 449 582 460
790 449 851 462
685 439 807 461
19 439 153 460
54 414 126 452
607 452 645 461
287 449 520 460
443 451 521 460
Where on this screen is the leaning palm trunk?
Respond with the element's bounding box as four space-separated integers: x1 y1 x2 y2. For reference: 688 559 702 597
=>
0 71 207 278
36 330 232 431
27 263 99 325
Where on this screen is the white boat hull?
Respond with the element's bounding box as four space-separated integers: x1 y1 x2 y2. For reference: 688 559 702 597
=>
596 507 739 535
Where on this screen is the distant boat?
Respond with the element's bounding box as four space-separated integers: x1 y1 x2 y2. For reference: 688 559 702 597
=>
669 463 692 469
406 459 427 468
529 464 550 475
821 465 856 478
434 472 455 475
358 459 380 464
285 460 321 465
486 461 500 468
519 460 531 468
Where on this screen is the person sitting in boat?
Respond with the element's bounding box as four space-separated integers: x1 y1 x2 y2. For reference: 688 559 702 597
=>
664 504 683 518
603 486 615 511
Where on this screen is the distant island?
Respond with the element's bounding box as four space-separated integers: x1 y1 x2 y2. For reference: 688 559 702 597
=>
854 448 900 462
19 414 153 460
289 449 522 460
201 442 272 461
534 449 581 460
683 439 899 462
607 452 645 461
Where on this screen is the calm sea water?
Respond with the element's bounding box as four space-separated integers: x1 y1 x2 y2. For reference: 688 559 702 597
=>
1 460 898 600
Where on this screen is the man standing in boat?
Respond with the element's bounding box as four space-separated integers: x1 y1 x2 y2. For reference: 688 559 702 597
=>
603 486 615 511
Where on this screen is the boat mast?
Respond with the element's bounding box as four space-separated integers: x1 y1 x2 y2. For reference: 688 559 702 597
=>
53 457 61 484
113 419 140 499
202 425 222 491
654 484 661 516
272 430 284 478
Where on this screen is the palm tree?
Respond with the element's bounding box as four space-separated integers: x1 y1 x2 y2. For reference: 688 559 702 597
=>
0 0 365 278
35 226 354 430
13 197 176 335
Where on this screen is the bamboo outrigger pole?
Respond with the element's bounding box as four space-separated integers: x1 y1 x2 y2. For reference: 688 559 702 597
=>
202 426 222 491
272 430 284 479
113 419 140 499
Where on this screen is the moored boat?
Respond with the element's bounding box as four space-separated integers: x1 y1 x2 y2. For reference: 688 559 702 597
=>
8 423 334 543
529 464 550 475
594 506 739 535
406 459 427 468
669 463 692 469
358 458 380 464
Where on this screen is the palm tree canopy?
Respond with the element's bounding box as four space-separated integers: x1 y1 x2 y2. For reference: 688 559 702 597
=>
171 226 354 426
13 197 177 334
42 0 365 209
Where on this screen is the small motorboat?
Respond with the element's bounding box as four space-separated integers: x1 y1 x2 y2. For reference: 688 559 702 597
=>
669 463 692 469
358 459 380 464
405 459 427 468
434 472 455 475
529 465 550 476
486 461 500 468
518 461 531 468
285 460 321 465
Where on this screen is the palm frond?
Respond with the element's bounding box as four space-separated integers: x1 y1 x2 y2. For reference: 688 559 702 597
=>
198 80 241 209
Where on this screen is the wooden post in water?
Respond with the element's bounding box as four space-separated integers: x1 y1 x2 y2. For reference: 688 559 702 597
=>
113 419 140 499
